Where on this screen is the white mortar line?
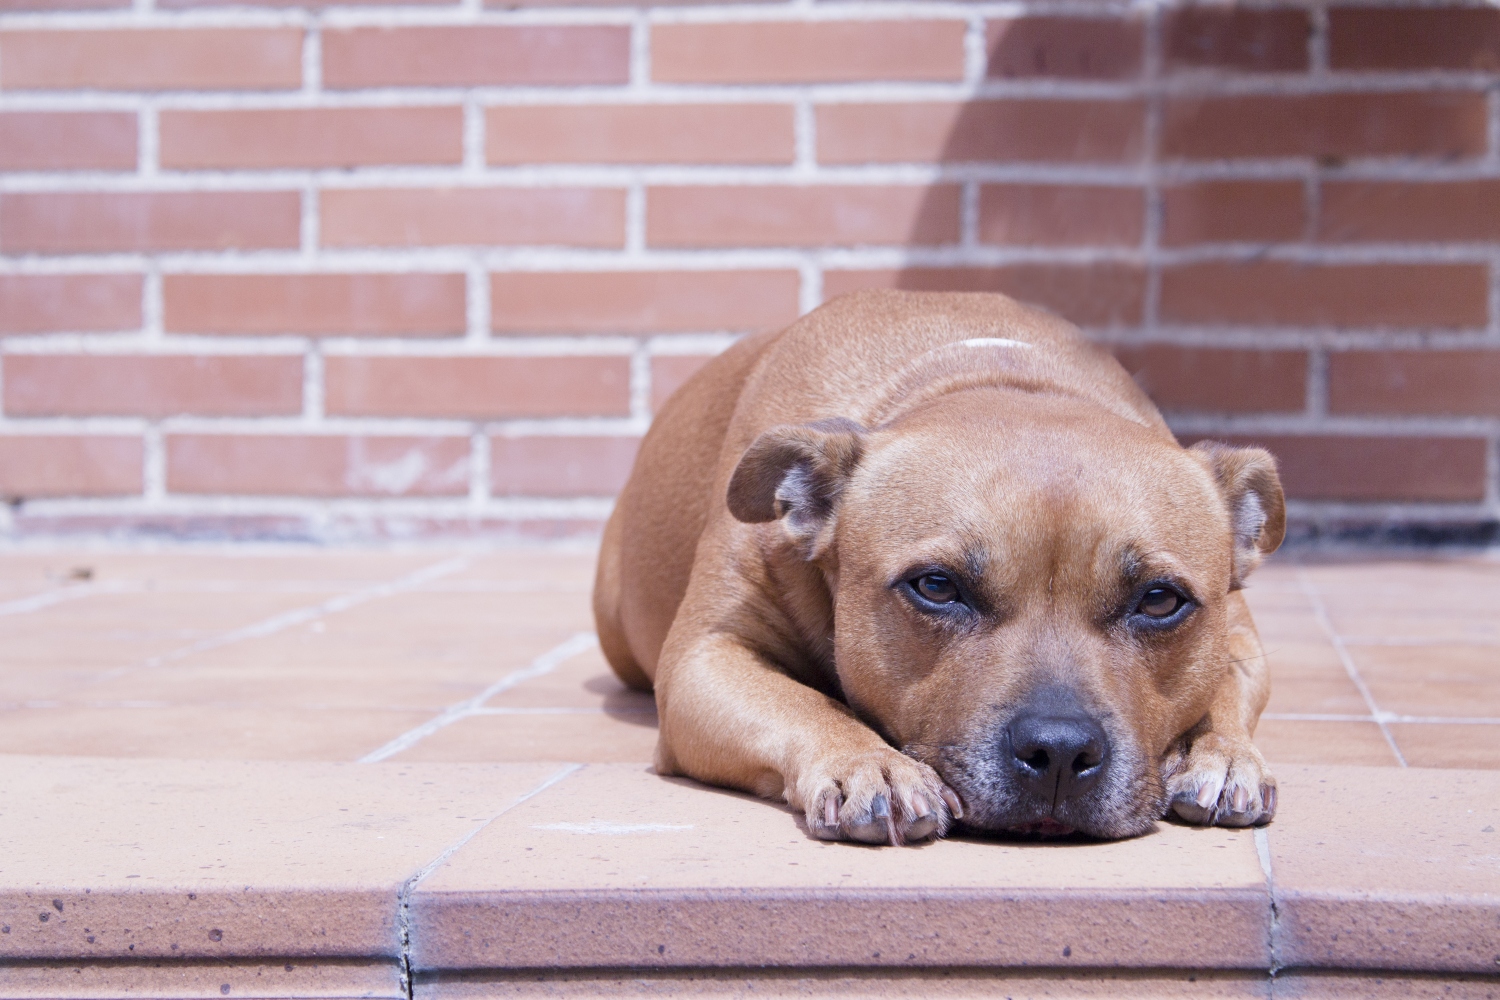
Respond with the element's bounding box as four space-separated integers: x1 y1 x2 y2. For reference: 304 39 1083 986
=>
359 630 599 763
1295 567 1408 766
303 346 325 421
142 425 166 502
0 580 137 616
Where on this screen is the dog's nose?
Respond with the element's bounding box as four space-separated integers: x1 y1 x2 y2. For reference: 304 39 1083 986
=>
1007 711 1108 803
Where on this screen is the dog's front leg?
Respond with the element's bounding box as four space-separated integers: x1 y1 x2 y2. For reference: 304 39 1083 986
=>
1161 591 1278 827
654 632 960 845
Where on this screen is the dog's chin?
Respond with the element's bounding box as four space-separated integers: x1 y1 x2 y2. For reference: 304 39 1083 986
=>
946 785 1164 841
957 808 1157 841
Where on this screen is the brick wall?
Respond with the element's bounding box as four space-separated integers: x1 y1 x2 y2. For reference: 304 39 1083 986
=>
1 1 1497 544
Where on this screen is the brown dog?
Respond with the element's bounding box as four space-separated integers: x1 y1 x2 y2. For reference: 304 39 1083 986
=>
593 290 1282 844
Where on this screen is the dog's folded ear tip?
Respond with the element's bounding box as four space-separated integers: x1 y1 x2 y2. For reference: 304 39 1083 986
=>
725 421 867 529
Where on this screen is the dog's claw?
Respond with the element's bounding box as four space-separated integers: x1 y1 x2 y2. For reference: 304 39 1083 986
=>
939 786 964 820
1166 733 1276 829
796 751 954 846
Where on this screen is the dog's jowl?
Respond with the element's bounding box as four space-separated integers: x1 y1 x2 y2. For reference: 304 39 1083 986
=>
594 290 1283 845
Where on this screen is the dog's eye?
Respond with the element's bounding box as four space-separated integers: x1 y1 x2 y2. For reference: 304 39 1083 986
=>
913 573 960 604
1137 587 1184 618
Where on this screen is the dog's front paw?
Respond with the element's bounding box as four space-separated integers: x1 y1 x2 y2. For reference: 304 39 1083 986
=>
1164 733 1277 828
796 750 963 845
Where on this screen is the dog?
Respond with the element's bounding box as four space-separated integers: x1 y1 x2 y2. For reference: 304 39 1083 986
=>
593 290 1281 845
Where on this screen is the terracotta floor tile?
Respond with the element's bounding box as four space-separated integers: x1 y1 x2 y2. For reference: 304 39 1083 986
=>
439 548 597 587
410 764 1270 971
1350 644 1500 718
389 709 659 764
1388 723 1500 769
1236 605 1332 644
1321 615 1500 645
0 704 435 759
1262 677 1372 717
73 614 591 714
483 645 650 710
0 588 347 671
34 549 451 585
418 969 1269 998
1266 764 1500 973
0 754 567 960
1253 719 1399 767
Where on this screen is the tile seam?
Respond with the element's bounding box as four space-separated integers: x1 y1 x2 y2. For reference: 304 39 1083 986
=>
1254 826 1282 978
394 762 583 1000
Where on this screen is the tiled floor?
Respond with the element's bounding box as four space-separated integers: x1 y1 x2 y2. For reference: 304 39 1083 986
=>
3 546 1499 996
0 546 1495 770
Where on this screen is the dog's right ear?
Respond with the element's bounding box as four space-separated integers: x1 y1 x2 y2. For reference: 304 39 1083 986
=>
726 419 866 551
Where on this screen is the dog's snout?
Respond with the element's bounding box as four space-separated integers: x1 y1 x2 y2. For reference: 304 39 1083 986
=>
1006 711 1108 802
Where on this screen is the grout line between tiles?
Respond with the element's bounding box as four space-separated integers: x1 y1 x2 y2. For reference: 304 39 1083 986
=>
394 762 583 1000
1254 826 1282 980
0 580 138 616
358 630 599 763
1295 567 1408 767
91 554 473 684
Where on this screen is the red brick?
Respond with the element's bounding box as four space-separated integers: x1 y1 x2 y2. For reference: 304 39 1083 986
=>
1191 434 1488 502
486 104 793 166
1159 262 1488 329
490 435 639 496
490 270 799 335
167 435 470 497
986 16 1142 79
0 192 300 254
1329 350 1500 417
163 273 466 337
653 21 965 84
1112 345 1307 413
0 274 141 334
817 100 1145 165
647 185 960 249
977 184 1143 246
650 354 715 411
0 436 142 498
1164 8 1309 72
1162 92 1488 160
322 26 628 88
1331 7 1500 71
320 188 623 249
159 107 461 170
4 355 302 417
822 265 1145 328
0 112 136 171
1319 180 1500 242
1161 181 1304 245
324 356 631 419
0 29 300 91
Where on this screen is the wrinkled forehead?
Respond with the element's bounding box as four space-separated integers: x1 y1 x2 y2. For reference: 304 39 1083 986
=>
841 397 1231 586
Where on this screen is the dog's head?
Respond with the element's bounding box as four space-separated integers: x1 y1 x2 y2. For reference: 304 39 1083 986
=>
727 388 1283 839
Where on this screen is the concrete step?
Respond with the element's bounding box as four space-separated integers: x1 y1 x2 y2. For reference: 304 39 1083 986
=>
2 755 1496 998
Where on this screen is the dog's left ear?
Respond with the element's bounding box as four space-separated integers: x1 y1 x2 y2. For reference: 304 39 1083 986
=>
1189 441 1286 585
727 418 865 555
